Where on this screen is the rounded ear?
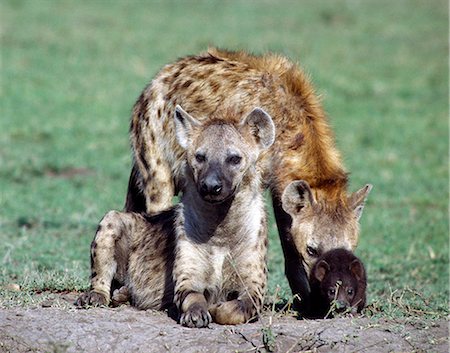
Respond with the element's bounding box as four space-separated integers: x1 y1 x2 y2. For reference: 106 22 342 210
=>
349 184 373 221
349 258 365 281
174 105 201 150
239 107 275 150
281 180 316 216
314 260 330 282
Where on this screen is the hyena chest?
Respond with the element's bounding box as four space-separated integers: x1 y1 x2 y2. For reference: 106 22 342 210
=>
203 245 245 302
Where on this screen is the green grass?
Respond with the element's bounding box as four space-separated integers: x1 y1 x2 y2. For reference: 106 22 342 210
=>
1 0 448 318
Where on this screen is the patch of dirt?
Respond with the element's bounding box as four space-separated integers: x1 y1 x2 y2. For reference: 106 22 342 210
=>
0 293 447 353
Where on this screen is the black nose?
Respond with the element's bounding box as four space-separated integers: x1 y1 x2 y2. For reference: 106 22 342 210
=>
200 176 223 196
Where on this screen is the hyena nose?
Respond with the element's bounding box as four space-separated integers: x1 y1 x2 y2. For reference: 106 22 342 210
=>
335 300 348 311
211 184 222 195
201 176 223 196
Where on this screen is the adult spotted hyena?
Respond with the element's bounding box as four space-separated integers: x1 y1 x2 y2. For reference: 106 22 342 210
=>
126 48 372 309
76 106 275 327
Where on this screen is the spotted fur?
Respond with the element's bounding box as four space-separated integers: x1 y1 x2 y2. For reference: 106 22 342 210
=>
76 107 274 327
125 49 372 310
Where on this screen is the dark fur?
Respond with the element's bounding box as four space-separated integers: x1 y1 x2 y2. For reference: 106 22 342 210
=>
307 248 366 319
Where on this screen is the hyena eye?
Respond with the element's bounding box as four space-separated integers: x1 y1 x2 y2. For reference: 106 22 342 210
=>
227 155 242 165
328 288 336 297
306 246 319 257
347 288 354 296
195 153 206 163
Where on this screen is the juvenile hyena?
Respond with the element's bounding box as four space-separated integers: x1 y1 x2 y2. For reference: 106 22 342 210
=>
125 48 372 309
307 248 367 319
76 106 275 327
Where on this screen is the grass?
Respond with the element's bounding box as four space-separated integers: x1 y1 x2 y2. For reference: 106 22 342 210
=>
1 0 448 319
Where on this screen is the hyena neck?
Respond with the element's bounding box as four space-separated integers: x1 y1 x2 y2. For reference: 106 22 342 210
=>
273 115 349 203
181 167 262 244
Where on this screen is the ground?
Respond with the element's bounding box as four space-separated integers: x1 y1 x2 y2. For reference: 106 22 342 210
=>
0 293 447 353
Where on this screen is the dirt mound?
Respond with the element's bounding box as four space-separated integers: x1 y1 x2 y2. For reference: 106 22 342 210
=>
0 294 447 353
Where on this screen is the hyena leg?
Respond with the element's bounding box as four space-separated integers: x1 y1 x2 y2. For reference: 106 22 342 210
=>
210 254 267 325
143 158 175 213
131 144 176 214
75 211 135 308
124 164 147 213
173 240 212 328
130 96 178 213
272 195 310 309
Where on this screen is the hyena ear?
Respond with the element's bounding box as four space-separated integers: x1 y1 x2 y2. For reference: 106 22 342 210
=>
348 184 373 221
240 107 275 150
281 180 316 216
174 105 202 150
349 258 365 281
314 260 330 282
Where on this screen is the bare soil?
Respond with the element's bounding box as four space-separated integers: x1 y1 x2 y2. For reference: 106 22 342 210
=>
0 293 448 353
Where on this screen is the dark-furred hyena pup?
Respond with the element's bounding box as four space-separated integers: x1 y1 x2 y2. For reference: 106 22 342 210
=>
76 105 275 328
307 248 367 319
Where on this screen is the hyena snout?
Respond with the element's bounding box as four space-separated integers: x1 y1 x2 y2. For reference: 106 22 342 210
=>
334 292 351 312
335 300 349 312
200 174 223 196
197 165 234 203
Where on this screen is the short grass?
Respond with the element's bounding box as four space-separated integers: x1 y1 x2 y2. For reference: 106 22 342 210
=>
1 0 448 319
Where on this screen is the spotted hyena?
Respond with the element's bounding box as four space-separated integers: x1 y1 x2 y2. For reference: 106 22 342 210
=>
125 48 372 310
76 105 275 327
307 248 367 319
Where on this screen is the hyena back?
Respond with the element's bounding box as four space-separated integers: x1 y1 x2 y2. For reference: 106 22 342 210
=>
77 106 274 327
126 48 372 310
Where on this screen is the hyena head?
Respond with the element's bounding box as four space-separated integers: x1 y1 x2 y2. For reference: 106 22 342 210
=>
312 248 366 313
281 180 372 274
174 105 275 203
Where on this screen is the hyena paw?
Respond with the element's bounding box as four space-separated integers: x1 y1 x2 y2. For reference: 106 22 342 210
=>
111 286 130 307
209 299 254 325
75 291 108 308
180 303 212 328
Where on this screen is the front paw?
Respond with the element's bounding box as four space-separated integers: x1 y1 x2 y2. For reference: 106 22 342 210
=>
75 291 109 308
209 299 254 325
111 286 130 307
180 303 212 328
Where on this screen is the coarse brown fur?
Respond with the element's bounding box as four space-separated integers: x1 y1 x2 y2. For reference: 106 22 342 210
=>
125 48 372 310
76 106 275 327
307 248 367 319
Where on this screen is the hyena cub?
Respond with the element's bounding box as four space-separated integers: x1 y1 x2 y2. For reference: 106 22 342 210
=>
76 105 275 328
307 248 367 319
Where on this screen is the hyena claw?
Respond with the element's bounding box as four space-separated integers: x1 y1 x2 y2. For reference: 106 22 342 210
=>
75 291 108 308
180 304 212 328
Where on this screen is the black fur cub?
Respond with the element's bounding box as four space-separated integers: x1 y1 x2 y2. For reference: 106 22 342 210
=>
308 248 367 319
